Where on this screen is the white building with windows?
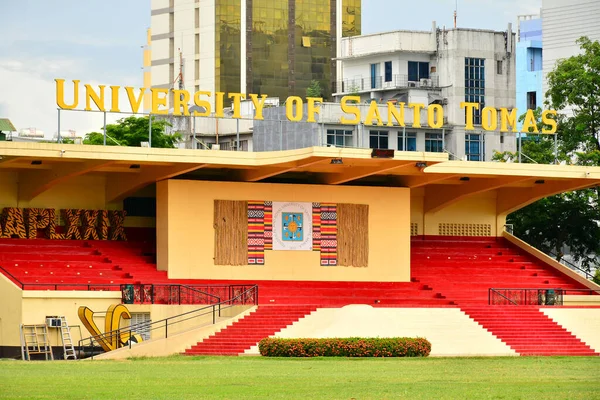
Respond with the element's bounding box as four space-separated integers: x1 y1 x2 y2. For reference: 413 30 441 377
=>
541 0 600 109
254 22 517 161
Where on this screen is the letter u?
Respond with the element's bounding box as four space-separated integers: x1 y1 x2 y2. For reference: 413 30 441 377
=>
55 79 80 109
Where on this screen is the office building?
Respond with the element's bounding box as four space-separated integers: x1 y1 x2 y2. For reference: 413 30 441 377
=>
516 15 542 130
150 0 361 109
254 22 517 161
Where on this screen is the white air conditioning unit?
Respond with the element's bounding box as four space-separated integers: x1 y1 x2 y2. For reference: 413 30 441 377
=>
408 81 418 88
420 78 432 87
46 317 62 327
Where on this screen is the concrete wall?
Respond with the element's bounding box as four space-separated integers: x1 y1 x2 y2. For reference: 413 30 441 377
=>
156 179 411 282
245 305 517 356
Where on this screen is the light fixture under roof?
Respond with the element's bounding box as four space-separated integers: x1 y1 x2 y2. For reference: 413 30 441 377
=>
460 177 470 181
330 158 343 165
129 164 141 169
31 160 42 165
535 179 545 184
415 162 427 168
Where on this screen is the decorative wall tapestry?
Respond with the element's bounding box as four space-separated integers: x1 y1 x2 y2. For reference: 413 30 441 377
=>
215 200 368 267
272 202 313 251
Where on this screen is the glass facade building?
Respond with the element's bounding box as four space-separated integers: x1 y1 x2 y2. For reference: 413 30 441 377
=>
215 0 361 103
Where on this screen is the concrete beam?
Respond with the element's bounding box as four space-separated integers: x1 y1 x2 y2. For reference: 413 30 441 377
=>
424 176 533 214
18 160 115 202
322 161 414 185
105 163 206 202
497 179 600 216
395 174 459 188
241 157 328 182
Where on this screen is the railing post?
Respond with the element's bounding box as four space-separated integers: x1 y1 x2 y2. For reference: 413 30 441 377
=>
179 285 182 305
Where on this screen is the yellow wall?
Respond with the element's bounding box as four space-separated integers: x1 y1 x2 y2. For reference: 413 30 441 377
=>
0 172 110 210
0 171 157 229
410 190 498 236
0 172 18 209
157 180 411 282
21 291 122 347
126 304 252 340
410 188 424 236
0 274 24 347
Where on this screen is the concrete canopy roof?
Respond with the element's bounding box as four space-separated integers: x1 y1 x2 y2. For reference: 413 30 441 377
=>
0 142 599 211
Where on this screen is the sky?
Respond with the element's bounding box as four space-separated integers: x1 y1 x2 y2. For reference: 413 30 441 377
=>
0 0 541 138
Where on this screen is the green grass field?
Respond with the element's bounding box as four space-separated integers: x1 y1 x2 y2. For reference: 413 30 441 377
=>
1 356 599 399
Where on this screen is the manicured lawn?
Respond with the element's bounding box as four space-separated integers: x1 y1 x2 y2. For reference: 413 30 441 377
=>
0 356 599 399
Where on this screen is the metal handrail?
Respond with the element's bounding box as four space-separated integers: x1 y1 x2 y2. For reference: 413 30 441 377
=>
488 288 518 305
78 284 259 359
487 287 600 306
121 283 223 305
547 251 595 280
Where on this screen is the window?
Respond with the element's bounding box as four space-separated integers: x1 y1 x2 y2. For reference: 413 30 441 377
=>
370 63 380 89
327 129 354 148
369 130 388 149
408 61 429 82
465 134 482 161
496 60 502 75
528 48 542 71
425 133 443 153
384 61 392 82
464 57 486 125
527 91 537 110
398 132 417 151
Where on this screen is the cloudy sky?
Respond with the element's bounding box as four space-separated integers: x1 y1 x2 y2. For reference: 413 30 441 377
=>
0 0 541 138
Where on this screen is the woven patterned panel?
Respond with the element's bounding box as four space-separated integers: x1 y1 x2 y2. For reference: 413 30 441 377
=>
320 203 337 266
438 223 492 237
312 202 322 251
263 201 273 250
337 204 369 267
247 201 265 264
213 200 248 266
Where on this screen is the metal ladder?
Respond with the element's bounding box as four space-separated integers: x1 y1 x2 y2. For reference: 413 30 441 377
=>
58 316 77 360
20 324 54 361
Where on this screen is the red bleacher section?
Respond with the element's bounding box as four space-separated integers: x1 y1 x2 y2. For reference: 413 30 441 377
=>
0 238 164 288
186 305 317 355
0 235 597 356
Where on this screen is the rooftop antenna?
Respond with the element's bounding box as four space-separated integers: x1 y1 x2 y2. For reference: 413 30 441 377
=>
173 48 185 100
454 0 458 28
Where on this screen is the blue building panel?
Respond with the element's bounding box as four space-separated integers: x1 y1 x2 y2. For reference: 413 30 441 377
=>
516 18 543 131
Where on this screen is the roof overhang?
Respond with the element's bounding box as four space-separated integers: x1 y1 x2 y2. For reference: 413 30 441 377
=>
0 142 599 208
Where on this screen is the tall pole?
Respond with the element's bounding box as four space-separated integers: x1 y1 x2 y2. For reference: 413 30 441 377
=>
193 116 196 149
236 118 240 151
554 133 558 164
103 111 107 146
57 109 61 143
148 114 152 148
518 132 522 163
280 120 283 150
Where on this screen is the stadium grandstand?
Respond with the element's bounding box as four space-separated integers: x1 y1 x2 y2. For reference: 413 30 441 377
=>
0 142 599 360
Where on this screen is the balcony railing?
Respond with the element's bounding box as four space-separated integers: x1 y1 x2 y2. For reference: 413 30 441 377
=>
333 74 440 94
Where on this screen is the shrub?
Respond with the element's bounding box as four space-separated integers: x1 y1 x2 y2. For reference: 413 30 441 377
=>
258 337 431 358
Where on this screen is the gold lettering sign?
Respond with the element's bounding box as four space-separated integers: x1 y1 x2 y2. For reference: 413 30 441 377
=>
0 207 127 241
55 79 558 134
78 304 144 352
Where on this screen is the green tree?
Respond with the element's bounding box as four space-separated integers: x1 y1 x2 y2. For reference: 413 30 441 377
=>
306 80 323 98
498 37 600 274
83 116 181 148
